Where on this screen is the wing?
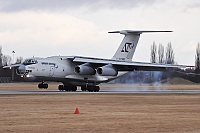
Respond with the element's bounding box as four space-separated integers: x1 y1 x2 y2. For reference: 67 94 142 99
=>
3 64 21 69
66 56 186 71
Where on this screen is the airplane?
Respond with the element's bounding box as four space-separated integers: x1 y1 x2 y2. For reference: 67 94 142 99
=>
4 30 186 92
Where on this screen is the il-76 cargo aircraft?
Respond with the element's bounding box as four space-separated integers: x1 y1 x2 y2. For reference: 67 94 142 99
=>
4 30 186 92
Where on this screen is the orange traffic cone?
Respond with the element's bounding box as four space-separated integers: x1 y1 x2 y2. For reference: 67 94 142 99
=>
74 108 80 114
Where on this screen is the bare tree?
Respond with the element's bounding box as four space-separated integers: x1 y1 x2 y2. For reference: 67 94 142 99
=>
158 43 164 63
195 43 200 73
150 42 157 63
15 56 23 64
2 55 7 66
2 55 12 66
165 42 174 64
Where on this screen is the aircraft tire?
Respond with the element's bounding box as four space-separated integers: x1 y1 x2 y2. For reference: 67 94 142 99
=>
71 86 77 92
63 85 69 91
38 84 42 89
87 86 94 92
65 87 70 92
94 86 100 92
64 85 77 92
38 83 48 89
81 86 87 91
44 84 48 89
58 85 64 91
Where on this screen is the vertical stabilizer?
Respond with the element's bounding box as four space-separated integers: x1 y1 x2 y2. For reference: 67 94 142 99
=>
110 30 172 61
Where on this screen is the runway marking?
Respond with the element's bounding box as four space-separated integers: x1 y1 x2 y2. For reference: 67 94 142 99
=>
0 90 199 95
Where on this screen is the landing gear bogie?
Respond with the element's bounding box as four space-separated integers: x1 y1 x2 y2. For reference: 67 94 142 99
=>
58 85 65 91
58 85 77 92
81 85 100 92
81 86 87 91
58 84 100 92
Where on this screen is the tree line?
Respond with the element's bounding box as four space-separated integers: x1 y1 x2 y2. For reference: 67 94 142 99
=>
0 45 23 66
195 43 200 73
114 42 200 83
151 42 200 73
150 42 175 64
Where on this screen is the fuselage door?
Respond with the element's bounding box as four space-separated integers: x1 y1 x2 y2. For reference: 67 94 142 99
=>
49 66 55 76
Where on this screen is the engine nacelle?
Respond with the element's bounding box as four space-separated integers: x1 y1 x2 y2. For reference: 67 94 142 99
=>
97 64 118 76
74 63 95 75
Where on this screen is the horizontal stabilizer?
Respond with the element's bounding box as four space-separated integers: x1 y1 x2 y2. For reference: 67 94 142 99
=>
110 30 172 61
109 30 173 35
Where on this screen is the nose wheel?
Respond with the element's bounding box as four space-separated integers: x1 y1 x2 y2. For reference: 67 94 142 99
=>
38 82 48 89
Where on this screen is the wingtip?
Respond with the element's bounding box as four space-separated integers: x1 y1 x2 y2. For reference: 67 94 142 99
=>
108 31 120 33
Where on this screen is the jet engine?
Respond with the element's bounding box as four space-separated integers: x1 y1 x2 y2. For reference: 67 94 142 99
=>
97 64 118 76
74 63 96 75
17 64 26 75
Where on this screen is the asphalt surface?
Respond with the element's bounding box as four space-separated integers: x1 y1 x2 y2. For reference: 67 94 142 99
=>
0 90 199 95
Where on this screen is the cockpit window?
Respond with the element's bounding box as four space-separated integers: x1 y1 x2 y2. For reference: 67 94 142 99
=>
23 59 38 65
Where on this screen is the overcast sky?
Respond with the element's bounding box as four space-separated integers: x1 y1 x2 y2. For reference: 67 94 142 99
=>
0 0 200 65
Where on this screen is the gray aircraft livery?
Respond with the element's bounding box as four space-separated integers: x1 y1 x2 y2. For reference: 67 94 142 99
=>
4 30 186 92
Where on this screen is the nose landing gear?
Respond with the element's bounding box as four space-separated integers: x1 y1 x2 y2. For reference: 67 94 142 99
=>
38 82 48 89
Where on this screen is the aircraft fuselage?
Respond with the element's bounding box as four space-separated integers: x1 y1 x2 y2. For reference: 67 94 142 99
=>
21 56 126 86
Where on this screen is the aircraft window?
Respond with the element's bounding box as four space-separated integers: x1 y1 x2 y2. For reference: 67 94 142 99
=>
23 59 38 65
42 62 48 65
26 70 32 73
49 63 55 66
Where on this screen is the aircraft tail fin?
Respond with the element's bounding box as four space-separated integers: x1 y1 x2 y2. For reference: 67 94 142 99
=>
110 30 172 61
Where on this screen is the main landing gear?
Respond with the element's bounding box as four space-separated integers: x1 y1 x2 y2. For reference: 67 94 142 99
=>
37 82 100 92
57 84 100 92
58 85 77 92
81 85 100 92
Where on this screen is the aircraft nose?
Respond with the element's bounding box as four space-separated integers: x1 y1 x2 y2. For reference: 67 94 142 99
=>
17 64 26 74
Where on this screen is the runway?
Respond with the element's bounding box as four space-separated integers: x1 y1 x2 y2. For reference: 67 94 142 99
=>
0 89 199 95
